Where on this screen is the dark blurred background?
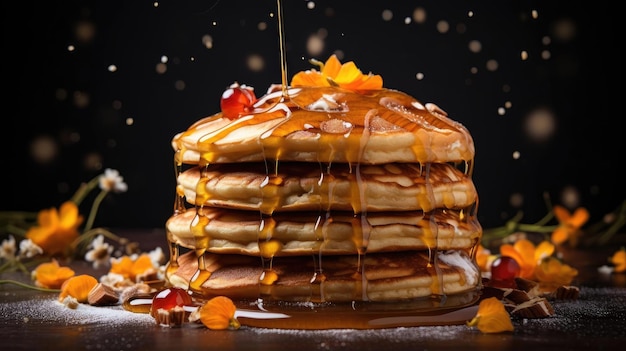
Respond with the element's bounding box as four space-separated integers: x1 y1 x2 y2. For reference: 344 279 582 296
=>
1 0 623 230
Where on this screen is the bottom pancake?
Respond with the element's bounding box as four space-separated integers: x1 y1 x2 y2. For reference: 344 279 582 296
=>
166 249 481 303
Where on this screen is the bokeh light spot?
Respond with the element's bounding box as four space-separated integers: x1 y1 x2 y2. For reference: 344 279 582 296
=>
552 18 576 42
412 7 426 23
436 20 450 33
174 80 186 91
247 54 265 72
307 33 325 56
468 40 482 53
156 62 167 74
30 136 58 164
486 59 498 71
510 193 524 208
524 107 556 142
381 9 393 21
202 35 213 49
560 186 581 208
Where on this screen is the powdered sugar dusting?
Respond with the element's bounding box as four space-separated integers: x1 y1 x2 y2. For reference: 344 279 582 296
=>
0 295 154 327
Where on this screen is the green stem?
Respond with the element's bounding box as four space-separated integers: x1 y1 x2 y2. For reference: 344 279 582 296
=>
0 279 60 293
70 176 101 206
83 190 108 233
0 260 14 272
516 224 558 233
70 227 123 253
0 211 38 221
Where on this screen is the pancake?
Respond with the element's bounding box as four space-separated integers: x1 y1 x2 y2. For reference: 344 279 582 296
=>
168 249 481 302
167 207 481 255
177 161 477 213
165 55 483 307
167 207 480 255
172 86 475 165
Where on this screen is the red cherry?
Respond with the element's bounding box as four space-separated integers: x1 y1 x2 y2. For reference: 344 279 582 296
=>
150 287 193 318
220 83 257 119
490 256 521 282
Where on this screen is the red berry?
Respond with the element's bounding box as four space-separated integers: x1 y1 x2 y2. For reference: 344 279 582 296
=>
220 83 256 119
490 256 521 282
150 287 193 318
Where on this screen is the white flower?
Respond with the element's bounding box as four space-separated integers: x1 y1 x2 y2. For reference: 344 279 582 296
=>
84 235 114 269
148 246 165 267
0 235 17 261
18 239 43 259
99 168 128 193
99 272 126 288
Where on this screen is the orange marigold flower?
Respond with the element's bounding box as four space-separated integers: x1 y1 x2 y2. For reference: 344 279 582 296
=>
25 201 84 256
609 247 626 273
31 259 76 289
466 297 514 333
534 256 578 291
551 205 589 246
194 296 240 330
109 253 155 282
58 274 98 303
499 239 555 280
290 54 383 91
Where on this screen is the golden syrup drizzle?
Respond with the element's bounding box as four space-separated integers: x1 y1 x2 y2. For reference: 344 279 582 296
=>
258 215 281 297
259 172 283 215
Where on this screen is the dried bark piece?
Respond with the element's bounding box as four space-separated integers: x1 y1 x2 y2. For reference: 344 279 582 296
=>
502 288 531 305
551 285 580 300
88 283 120 306
155 306 186 327
511 297 555 318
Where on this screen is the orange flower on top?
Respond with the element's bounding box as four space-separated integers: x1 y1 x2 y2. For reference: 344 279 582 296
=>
499 239 555 280
609 247 626 273
551 205 589 246
290 54 383 91
109 253 155 282
25 201 84 256
31 259 76 289
466 297 514 333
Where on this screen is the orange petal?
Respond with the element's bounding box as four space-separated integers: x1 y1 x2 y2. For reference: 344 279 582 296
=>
32 260 76 289
131 254 156 281
535 257 578 290
569 208 589 228
58 201 84 229
467 297 514 333
37 207 59 228
334 61 362 85
58 274 98 303
110 256 134 279
290 70 327 87
553 205 571 223
321 54 342 78
551 227 569 245
610 249 626 273
198 296 240 330
513 239 536 263
535 240 555 261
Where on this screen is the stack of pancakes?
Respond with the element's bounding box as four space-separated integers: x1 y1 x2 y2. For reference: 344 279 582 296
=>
165 67 482 304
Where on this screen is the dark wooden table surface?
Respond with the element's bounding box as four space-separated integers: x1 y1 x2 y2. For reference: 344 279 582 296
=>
1 229 625 351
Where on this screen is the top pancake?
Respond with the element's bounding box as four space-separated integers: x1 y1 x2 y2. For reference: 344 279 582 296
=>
172 86 475 165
